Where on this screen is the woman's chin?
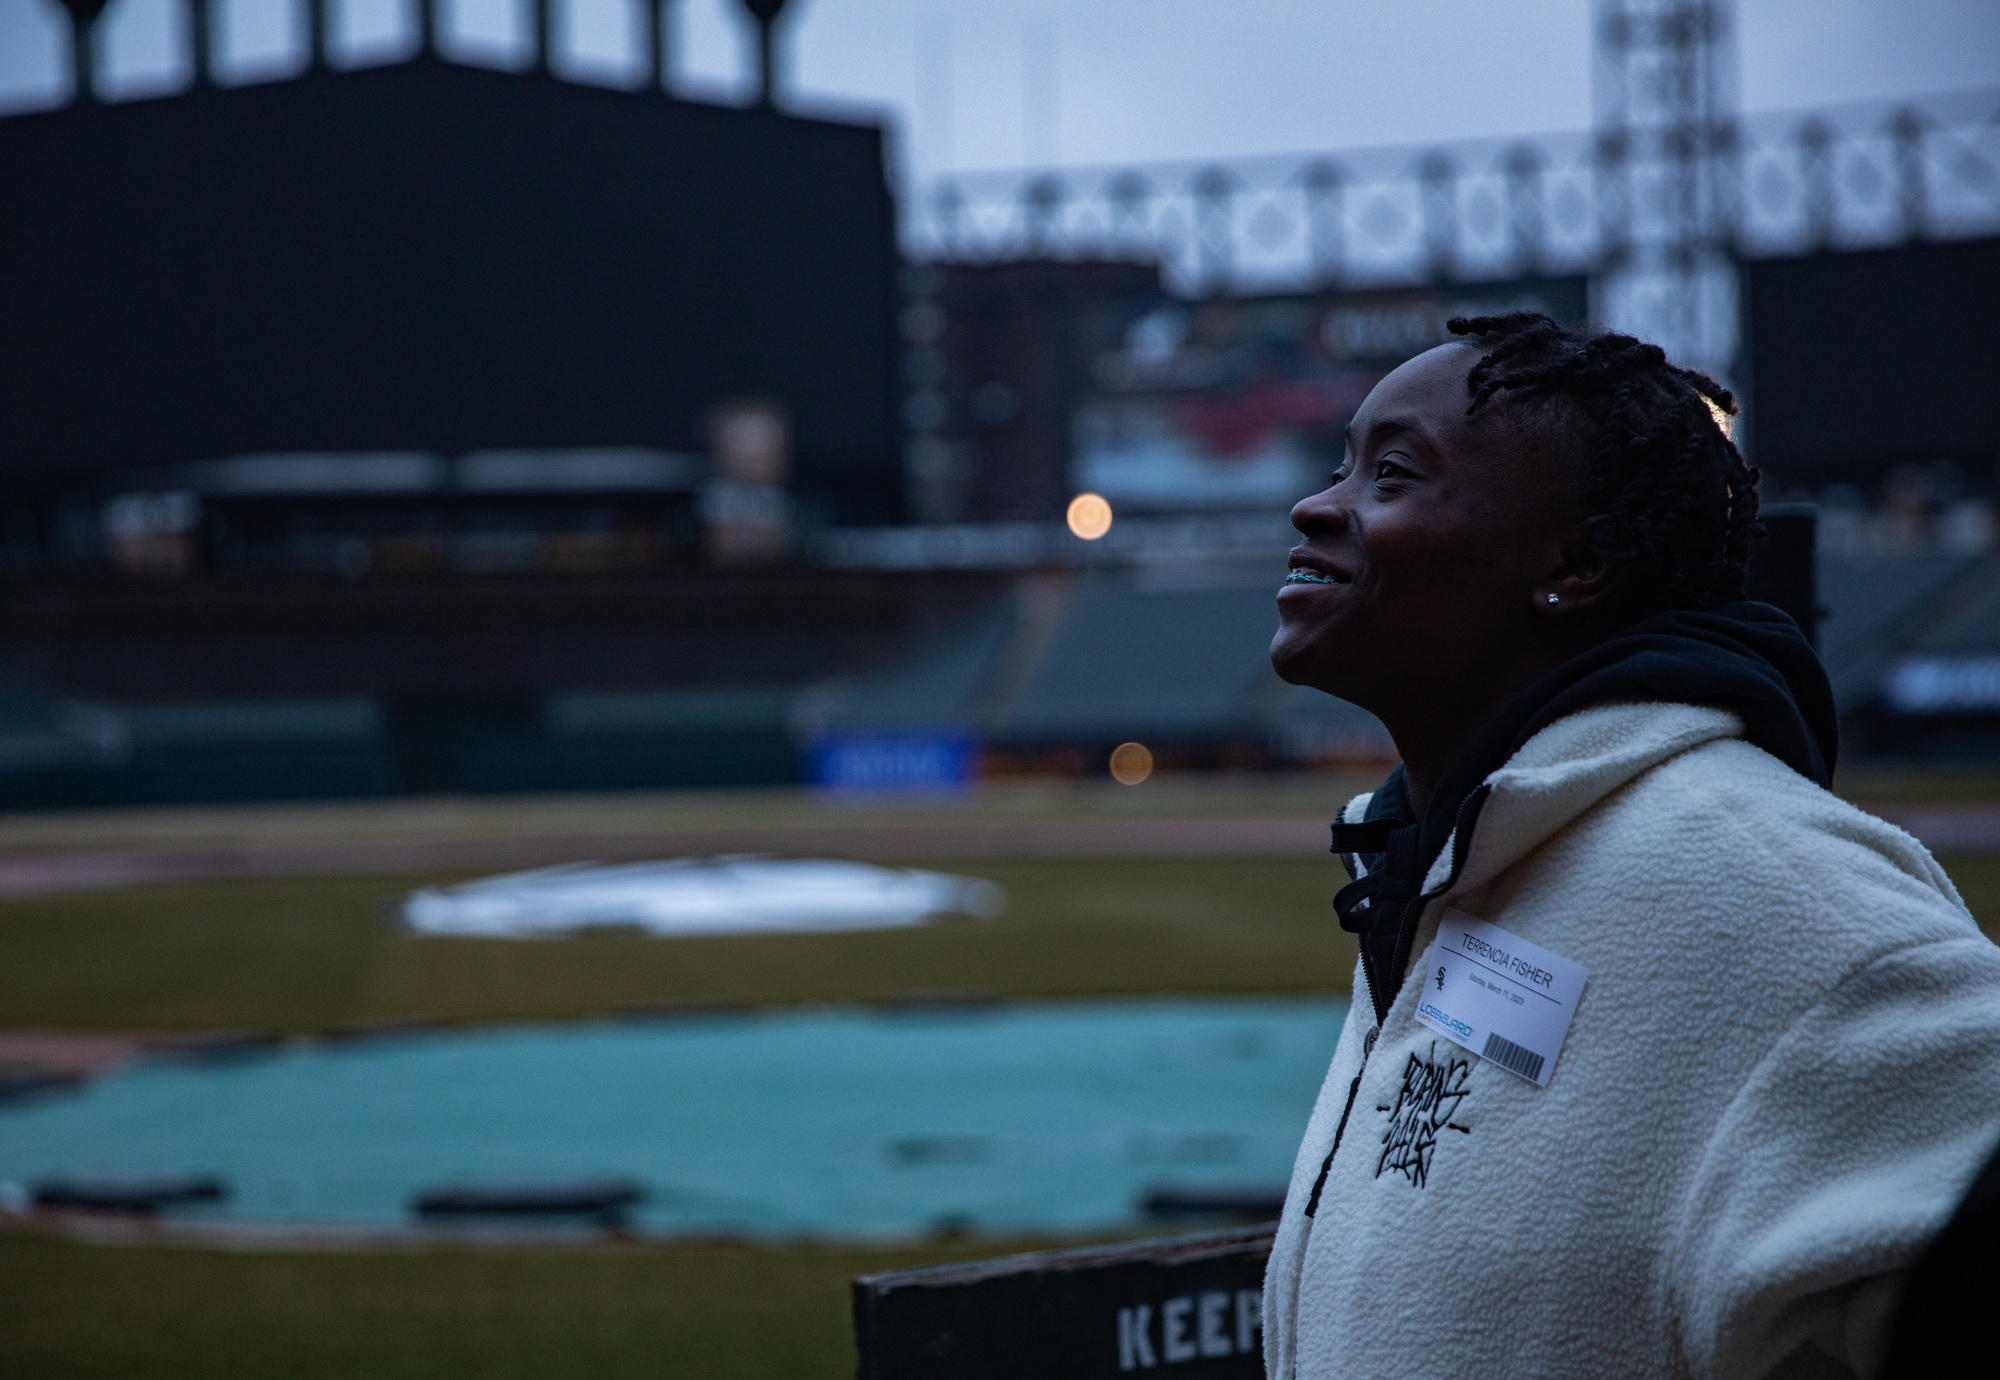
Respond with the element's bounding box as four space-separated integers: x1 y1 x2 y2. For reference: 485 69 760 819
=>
1270 628 1342 689
1272 612 1380 697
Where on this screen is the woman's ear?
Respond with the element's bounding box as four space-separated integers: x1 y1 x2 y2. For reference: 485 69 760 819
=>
1534 516 1622 614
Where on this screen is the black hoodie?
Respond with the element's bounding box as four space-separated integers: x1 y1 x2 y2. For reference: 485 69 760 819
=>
1330 600 1839 1024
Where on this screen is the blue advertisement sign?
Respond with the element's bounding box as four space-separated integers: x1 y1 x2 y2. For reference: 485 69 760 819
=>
810 734 981 795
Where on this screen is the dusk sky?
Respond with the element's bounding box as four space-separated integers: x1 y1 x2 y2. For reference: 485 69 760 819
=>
1 0 1995 182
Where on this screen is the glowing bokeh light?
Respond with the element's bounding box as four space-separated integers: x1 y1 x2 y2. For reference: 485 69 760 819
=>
1109 741 1154 785
1067 492 1114 540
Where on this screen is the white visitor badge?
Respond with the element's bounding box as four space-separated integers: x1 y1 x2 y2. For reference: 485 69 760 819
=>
1413 908 1588 1087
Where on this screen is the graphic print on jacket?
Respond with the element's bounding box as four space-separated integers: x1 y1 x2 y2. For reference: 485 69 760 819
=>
1374 1041 1472 1188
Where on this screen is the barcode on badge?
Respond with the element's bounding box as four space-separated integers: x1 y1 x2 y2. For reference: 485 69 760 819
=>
1481 1031 1545 1082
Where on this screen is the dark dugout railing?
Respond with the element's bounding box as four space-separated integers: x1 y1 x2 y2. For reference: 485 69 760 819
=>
907 88 2000 296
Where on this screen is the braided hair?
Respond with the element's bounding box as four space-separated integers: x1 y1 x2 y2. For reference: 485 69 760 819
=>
1446 311 1760 614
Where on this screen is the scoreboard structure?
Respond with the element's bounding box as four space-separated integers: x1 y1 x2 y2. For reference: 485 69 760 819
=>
1746 236 2000 488
0 57 903 524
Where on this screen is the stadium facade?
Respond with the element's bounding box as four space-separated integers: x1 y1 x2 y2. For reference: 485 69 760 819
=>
2 24 1998 802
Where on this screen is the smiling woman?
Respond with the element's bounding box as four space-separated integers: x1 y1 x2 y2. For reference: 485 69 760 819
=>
1273 315 1763 821
1259 313 2000 1380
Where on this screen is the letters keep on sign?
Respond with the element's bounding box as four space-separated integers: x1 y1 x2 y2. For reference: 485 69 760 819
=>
1414 909 1588 1087
1117 1289 1262 1370
852 1225 1272 1378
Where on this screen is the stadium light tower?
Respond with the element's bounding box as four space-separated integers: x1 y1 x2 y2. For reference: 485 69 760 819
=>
543 0 557 75
739 0 790 108
1592 0 1740 387
56 0 110 104
191 0 213 85
650 0 676 92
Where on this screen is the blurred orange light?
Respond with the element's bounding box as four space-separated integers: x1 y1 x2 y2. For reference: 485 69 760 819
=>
1067 492 1113 541
1109 741 1154 785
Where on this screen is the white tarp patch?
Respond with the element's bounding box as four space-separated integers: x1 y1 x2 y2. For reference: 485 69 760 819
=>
400 856 1004 939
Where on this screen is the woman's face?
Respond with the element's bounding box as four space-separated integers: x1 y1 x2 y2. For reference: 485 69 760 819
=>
1270 343 1583 717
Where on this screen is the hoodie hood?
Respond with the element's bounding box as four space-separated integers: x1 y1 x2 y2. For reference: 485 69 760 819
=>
1428 701 1745 896
1491 600 1836 789
1333 600 1837 1021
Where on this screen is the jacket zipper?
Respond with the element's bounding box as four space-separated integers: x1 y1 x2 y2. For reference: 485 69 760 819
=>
1381 783 1491 1017
1307 787 1485 1216
1303 1022 1377 1217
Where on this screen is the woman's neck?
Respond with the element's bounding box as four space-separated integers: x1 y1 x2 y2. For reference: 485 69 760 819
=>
1378 654 1577 819
1388 711 1500 821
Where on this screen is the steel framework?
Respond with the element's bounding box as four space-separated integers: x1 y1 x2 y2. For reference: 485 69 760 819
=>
1591 0 1737 375
905 87 2000 306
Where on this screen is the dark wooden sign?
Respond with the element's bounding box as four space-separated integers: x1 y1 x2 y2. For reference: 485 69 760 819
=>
853 1225 1274 1378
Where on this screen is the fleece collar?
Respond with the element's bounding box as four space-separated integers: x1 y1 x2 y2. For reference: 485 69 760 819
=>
1418 700 1744 898
1335 701 1754 1023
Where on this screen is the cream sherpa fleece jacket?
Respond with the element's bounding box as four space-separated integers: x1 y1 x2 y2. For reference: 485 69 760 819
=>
1264 701 2000 1380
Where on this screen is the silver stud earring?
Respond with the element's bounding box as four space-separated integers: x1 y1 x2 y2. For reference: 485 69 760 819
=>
1546 593 1559 605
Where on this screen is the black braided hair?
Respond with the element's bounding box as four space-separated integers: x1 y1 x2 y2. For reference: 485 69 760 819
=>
1446 311 1761 614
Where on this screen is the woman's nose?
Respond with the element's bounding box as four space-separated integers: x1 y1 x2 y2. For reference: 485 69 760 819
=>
1291 485 1349 536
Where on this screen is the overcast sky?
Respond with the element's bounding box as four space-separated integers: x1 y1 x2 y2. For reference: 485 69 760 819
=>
1 0 1995 180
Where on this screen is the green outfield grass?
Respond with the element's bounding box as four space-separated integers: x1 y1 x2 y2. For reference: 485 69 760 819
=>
3 831 1998 1379
3 851 1997 1033
0 1230 1047 1380
1938 854 2000 932
0 854 1329 1378
0 857 1358 1031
